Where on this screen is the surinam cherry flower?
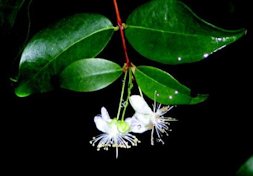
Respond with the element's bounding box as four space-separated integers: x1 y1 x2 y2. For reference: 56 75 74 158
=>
127 95 177 145
90 107 140 158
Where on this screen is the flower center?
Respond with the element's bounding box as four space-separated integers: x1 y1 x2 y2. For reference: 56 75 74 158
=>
117 120 130 134
109 118 130 134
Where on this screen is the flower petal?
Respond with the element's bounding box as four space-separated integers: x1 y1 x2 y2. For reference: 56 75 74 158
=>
129 95 153 114
94 115 109 133
101 107 111 121
134 112 153 126
125 116 150 133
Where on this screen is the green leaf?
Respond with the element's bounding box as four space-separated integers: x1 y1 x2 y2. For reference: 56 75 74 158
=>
125 0 246 64
237 155 253 176
15 13 115 97
60 58 122 92
133 65 207 104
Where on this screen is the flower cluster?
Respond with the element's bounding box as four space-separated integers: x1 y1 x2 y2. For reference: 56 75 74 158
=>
90 95 177 158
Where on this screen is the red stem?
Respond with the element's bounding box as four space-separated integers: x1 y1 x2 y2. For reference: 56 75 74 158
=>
113 0 130 68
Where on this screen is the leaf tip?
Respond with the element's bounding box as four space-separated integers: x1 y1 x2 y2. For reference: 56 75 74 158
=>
190 94 209 104
15 83 32 97
234 28 247 40
237 155 253 176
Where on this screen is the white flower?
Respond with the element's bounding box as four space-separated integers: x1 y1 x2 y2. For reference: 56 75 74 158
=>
127 95 177 145
90 107 140 158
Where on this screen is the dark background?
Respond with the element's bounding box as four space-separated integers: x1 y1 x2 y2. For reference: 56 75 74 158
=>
1 0 252 175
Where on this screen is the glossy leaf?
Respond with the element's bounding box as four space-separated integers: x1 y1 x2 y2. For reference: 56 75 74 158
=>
15 13 115 97
60 58 122 92
125 0 246 64
133 66 208 104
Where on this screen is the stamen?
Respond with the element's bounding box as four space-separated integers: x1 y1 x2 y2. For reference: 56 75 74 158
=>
156 138 165 145
151 127 154 146
90 126 140 158
150 103 176 145
115 139 118 159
